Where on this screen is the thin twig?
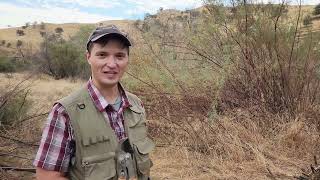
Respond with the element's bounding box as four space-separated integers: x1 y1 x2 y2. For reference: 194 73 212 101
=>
19 112 49 123
0 152 33 160
0 135 39 147
0 164 35 173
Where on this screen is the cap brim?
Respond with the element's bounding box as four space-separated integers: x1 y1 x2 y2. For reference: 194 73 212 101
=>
90 33 131 46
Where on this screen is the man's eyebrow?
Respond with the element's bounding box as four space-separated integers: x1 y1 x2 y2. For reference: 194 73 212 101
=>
94 50 108 54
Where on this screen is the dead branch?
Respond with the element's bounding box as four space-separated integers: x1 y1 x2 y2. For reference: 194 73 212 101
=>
288 0 302 74
19 112 49 123
0 152 33 160
267 167 277 180
0 164 35 173
0 135 38 147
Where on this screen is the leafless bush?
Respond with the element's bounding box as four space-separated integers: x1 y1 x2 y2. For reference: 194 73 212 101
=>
0 76 31 128
215 2 320 116
0 75 46 179
16 30 25 36
131 1 320 168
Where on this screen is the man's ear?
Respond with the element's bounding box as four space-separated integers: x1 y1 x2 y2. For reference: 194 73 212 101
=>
86 51 91 65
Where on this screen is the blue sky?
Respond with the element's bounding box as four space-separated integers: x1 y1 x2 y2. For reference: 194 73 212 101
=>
0 0 318 28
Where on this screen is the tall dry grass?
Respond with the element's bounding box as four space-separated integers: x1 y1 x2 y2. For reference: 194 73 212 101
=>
145 95 320 179
0 73 83 180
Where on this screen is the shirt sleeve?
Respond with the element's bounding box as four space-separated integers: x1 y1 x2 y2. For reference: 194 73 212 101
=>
33 103 74 172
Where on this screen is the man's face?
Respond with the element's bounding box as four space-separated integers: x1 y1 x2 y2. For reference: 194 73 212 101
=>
86 39 129 89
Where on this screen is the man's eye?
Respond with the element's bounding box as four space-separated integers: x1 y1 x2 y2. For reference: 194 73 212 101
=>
116 54 125 59
97 53 106 57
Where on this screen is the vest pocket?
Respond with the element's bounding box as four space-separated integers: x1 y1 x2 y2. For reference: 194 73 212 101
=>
82 152 116 179
127 110 148 142
133 137 155 175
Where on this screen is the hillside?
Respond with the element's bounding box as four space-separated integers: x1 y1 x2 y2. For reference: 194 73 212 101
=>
0 20 136 55
0 23 83 53
0 5 319 56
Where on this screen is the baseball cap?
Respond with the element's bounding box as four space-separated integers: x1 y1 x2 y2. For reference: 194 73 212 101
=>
86 25 131 51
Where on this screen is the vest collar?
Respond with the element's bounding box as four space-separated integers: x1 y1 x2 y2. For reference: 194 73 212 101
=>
126 95 143 114
87 79 131 112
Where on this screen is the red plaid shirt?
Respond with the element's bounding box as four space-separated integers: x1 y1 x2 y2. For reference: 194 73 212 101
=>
33 79 130 172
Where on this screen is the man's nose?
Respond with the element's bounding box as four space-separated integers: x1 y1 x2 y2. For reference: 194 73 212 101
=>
106 56 117 68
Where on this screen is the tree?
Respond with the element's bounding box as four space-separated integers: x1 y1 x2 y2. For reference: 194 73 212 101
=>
16 40 23 48
16 29 25 36
1 40 5 46
55 27 64 34
39 31 46 37
313 3 320 15
6 43 11 48
69 25 95 51
144 13 151 20
38 25 94 79
40 22 45 30
303 15 313 26
33 21 37 29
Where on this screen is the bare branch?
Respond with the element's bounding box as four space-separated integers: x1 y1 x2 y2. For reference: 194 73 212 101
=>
0 135 38 147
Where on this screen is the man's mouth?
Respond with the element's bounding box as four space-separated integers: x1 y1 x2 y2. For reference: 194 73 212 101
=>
103 71 118 74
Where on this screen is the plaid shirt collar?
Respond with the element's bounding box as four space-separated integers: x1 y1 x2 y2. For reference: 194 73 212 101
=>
87 78 131 112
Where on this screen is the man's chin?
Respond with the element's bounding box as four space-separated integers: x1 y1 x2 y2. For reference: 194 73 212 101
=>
100 80 119 88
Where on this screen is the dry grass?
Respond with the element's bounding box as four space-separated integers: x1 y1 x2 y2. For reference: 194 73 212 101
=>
149 110 320 179
0 73 320 179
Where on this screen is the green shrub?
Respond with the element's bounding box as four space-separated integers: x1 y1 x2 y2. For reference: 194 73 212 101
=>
313 3 320 15
16 29 25 36
0 57 16 72
37 25 94 79
48 42 87 79
0 56 30 72
0 88 30 127
39 32 90 79
55 27 64 34
16 40 23 48
41 42 81 78
303 15 313 26
69 25 95 51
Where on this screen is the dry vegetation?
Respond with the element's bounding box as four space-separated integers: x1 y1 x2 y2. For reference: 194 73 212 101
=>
0 73 319 180
1 1 320 180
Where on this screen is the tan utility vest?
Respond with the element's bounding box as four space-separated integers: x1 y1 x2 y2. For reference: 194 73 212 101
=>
58 86 155 180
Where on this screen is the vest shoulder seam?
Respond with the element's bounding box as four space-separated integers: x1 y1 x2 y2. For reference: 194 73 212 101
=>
58 86 90 108
125 91 141 104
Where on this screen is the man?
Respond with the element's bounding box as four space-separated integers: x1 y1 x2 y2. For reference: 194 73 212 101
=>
34 25 155 180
